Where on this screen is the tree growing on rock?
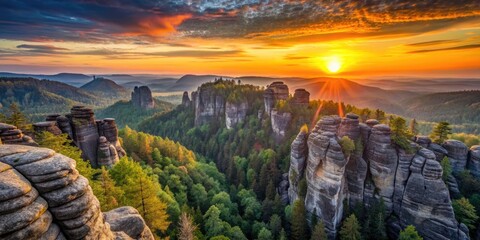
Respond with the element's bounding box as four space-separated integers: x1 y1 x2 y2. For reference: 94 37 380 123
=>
389 116 414 151
339 214 361 240
453 197 479 231
398 225 423 240
339 136 355 157
440 157 452 182
430 121 452 144
311 221 327 240
5 103 30 132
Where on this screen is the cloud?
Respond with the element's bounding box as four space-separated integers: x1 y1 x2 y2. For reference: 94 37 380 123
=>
407 44 480 53
145 49 246 58
405 40 459 47
16 44 68 53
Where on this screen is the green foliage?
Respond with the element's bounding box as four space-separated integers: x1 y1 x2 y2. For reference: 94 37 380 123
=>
5 103 31 132
92 167 124 211
409 118 419 135
457 171 480 198
339 136 355 156
399 225 423 240
339 214 361 240
453 197 479 231
430 121 452 144
291 199 308 240
257 227 272 240
389 116 414 151
450 133 480 147
311 221 327 240
440 157 452 182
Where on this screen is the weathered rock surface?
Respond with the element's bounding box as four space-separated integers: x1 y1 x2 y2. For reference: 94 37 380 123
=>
270 110 292 141
263 81 289 115
288 115 468 240
0 123 37 146
468 145 480 179
0 145 154 240
288 131 308 203
443 140 469 174
181 91 191 106
105 207 154 240
31 107 125 168
131 86 155 110
225 101 248 129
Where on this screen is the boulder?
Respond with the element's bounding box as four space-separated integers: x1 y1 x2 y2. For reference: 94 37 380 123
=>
0 123 38 146
105 207 154 240
97 136 119 167
33 121 62 135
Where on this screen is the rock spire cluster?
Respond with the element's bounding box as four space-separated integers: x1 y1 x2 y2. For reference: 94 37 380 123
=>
131 86 155 110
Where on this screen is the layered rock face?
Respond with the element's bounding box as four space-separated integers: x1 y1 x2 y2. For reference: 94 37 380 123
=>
31 106 126 168
270 110 292 141
225 101 248 129
468 145 480 178
194 84 225 126
288 114 468 240
0 123 37 146
444 140 469 174
181 91 191 107
131 86 155 110
293 88 310 106
0 145 154 240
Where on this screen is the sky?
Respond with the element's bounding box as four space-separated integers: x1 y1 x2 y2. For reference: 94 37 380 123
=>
0 0 479 78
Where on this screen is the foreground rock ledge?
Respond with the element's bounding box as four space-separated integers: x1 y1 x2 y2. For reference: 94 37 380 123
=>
0 144 153 240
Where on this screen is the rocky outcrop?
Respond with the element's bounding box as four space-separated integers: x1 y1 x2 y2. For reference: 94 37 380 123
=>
468 145 480 178
271 110 292 141
0 123 37 146
181 91 191 107
225 101 248 129
31 107 125 168
288 130 308 203
194 84 225 126
263 81 289 115
288 115 468 240
0 145 153 240
443 140 469 174
293 89 310 106
105 207 154 240
131 86 155 110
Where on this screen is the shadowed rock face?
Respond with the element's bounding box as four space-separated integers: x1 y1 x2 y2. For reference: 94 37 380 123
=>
132 86 155 110
270 110 292 141
194 84 225 126
293 89 310 106
70 106 101 167
468 145 480 179
288 115 468 240
263 81 289 116
182 91 191 107
443 140 469 174
0 145 154 240
225 101 248 129
33 121 62 136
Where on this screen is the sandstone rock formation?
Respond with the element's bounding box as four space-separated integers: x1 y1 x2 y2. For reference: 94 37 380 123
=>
0 123 37 146
270 110 292 141
131 86 155 110
293 88 310 106
468 145 480 179
225 101 248 129
194 83 225 126
288 114 468 240
443 140 469 174
0 144 154 240
263 81 289 115
31 107 126 168
181 91 191 107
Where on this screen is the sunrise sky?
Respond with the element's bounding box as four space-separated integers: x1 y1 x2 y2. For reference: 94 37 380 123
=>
1 1 479 77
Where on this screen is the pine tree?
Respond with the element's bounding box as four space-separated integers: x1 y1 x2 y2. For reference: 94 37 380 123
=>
430 121 452 144
440 157 452 182
453 197 479 231
6 103 29 131
178 212 197 240
311 221 327 240
291 199 308 240
389 116 413 151
265 179 276 200
257 227 273 240
398 225 423 240
339 214 361 240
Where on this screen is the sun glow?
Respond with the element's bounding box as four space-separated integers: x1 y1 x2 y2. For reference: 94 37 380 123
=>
326 57 342 73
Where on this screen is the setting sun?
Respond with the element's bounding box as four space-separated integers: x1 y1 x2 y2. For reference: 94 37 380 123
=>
327 57 342 73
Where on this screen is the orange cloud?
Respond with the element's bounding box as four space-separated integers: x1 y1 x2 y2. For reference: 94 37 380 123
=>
121 14 192 37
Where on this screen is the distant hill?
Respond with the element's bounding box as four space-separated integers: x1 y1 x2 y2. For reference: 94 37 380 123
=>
402 90 480 124
0 77 97 117
168 74 228 91
0 72 92 87
80 77 129 100
96 98 174 129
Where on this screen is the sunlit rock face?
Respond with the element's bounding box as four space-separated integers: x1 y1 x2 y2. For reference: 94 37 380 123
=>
0 123 37 146
182 91 191 107
225 101 248 129
132 86 155 110
0 145 154 240
270 110 292 141
263 81 289 116
288 114 468 240
194 84 225 126
70 106 101 167
293 88 310 106
33 121 62 136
